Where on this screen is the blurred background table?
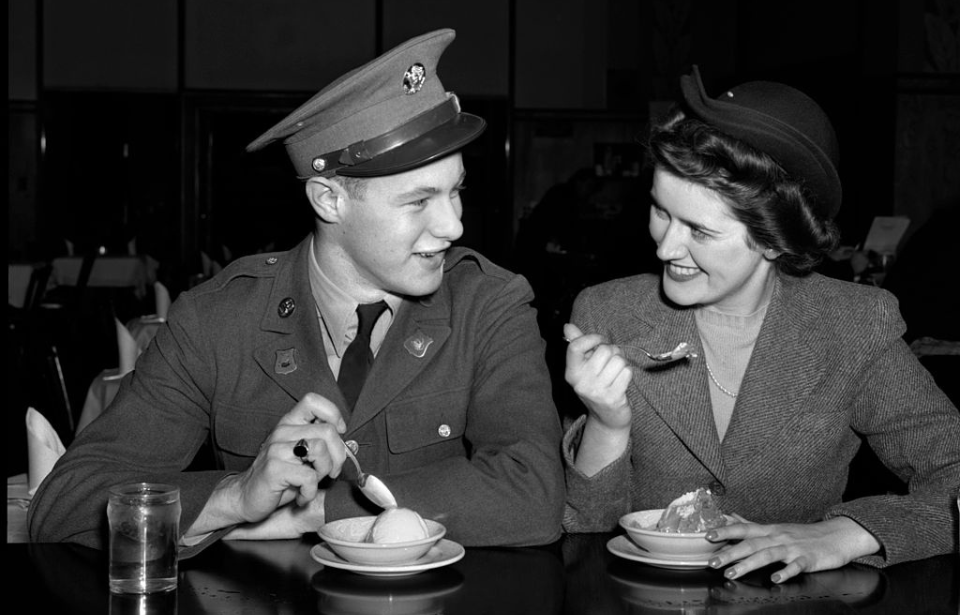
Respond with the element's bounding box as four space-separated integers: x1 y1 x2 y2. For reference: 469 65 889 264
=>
74 316 163 435
8 263 39 308
50 255 157 299
7 474 30 543
75 369 126 435
7 533 957 613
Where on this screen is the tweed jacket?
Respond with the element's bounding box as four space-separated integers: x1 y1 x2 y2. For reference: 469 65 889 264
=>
562 272 960 567
29 237 565 555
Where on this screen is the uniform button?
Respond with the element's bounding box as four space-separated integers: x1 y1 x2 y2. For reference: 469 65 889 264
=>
277 297 296 318
437 424 451 438
709 481 726 496
266 256 278 265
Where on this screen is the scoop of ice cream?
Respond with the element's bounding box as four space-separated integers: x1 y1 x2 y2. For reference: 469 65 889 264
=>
656 488 727 533
366 507 430 544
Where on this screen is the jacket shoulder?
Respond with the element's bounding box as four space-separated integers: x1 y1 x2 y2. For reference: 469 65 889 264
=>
185 251 291 298
444 247 515 281
782 273 906 342
576 273 660 309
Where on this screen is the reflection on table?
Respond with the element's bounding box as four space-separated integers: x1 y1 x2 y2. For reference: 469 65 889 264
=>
74 316 163 435
7 532 957 614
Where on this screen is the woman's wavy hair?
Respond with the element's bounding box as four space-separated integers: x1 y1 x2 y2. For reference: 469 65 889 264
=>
645 107 840 276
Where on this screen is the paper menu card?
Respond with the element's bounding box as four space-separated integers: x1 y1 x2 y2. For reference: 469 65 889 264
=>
863 216 910 255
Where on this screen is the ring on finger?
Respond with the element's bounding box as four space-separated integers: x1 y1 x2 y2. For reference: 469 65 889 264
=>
293 438 309 460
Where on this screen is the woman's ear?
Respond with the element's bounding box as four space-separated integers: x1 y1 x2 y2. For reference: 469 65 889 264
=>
305 177 344 223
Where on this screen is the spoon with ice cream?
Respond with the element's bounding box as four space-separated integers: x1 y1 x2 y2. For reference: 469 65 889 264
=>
342 441 434 545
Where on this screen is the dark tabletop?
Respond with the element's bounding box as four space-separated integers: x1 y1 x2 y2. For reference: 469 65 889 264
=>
8 533 958 614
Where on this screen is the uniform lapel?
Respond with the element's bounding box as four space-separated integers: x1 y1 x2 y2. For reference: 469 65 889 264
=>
347 289 451 431
252 239 337 405
626 295 725 480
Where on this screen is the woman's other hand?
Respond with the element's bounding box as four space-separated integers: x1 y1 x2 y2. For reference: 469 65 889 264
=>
706 516 882 583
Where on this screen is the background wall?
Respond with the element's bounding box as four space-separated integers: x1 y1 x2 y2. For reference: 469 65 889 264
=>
8 0 960 274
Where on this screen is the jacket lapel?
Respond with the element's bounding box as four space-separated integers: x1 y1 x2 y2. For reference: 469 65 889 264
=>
627 295 726 480
347 288 452 431
721 276 822 465
252 238 337 405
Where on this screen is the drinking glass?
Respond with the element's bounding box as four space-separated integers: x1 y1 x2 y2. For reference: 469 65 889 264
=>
107 483 181 594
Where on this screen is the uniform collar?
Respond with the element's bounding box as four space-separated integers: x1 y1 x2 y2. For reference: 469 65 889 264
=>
306 234 402 357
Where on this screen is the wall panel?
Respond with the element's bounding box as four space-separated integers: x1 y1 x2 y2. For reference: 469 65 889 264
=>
515 0 608 109
184 0 376 91
8 1 38 100
43 0 178 90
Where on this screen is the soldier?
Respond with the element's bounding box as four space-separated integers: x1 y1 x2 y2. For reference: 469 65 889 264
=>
30 29 564 556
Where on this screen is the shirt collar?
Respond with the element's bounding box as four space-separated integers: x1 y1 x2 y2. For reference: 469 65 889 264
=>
307 234 402 356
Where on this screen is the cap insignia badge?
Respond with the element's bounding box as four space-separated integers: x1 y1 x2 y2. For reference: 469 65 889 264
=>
404 332 434 358
402 63 426 94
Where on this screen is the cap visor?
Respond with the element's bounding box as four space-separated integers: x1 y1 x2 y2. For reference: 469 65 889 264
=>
337 114 486 177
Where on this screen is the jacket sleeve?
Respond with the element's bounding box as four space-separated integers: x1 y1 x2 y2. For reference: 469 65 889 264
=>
561 414 633 532
27 291 234 557
825 293 960 566
559 285 636 533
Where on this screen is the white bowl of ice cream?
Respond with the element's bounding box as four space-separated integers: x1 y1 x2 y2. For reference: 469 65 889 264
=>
620 489 735 561
318 508 445 566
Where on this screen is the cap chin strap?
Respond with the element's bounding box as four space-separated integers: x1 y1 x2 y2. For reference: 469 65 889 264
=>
304 94 461 178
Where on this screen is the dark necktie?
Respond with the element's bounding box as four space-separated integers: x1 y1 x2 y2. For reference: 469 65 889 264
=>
338 301 388 410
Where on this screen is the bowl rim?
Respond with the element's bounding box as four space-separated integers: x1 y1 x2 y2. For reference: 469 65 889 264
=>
318 515 446 549
619 508 734 538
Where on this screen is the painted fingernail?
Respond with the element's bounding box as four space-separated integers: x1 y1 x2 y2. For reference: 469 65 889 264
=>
771 573 782 583
724 567 737 579
709 558 721 568
705 531 718 541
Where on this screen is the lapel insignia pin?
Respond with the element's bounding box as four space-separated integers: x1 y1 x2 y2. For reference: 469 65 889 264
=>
404 333 434 358
275 348 298 375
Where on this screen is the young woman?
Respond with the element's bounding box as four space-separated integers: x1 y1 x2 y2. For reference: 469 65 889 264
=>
562 66 960 583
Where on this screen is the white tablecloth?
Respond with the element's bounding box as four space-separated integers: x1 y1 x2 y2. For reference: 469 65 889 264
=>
75 317 162 435
7 473 30 543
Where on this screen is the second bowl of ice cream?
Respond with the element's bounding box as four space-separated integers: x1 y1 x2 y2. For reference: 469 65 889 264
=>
620 489 735 560
319 508 445 566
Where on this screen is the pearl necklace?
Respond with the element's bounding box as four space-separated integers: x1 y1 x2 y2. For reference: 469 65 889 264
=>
705 361 738 398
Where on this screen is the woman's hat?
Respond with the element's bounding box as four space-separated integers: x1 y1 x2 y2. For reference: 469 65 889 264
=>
246 29 486 179
680 65 841 220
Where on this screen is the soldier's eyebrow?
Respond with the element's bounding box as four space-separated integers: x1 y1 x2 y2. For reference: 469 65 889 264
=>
394 169 466 201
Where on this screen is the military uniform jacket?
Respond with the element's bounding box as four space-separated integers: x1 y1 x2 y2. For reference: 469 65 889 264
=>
29 237 565 555
562 272 960 567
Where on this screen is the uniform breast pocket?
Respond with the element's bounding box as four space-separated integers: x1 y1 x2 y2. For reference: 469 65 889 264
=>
385 388 469 467
214 405 284 466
